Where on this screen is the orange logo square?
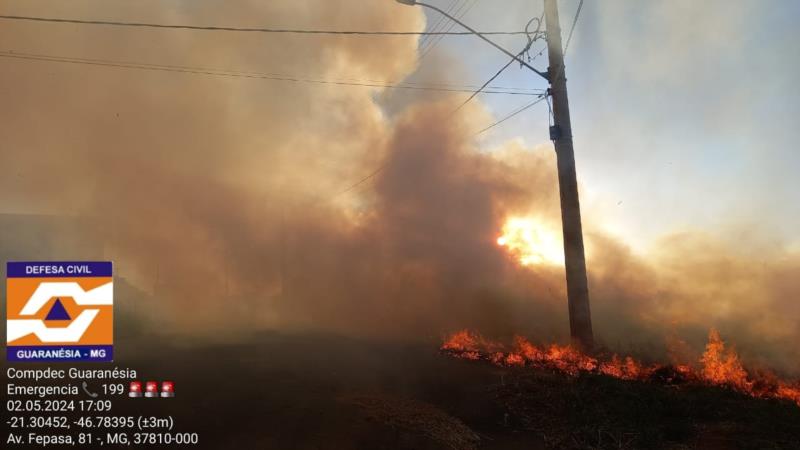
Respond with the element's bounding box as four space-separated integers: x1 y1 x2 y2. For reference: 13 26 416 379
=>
6 262 113 362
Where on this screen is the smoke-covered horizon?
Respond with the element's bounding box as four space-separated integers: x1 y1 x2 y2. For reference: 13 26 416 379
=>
1 0 798 375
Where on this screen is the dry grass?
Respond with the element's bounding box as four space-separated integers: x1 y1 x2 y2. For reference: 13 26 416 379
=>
344 394 481 450
491 368 800 449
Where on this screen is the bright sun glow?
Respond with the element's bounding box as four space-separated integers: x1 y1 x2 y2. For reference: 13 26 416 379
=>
497 217 565 266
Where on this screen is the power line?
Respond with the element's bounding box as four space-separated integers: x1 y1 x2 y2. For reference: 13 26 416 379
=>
328 94 547 202
372 0 463 104
418 0 460 55
418 0 454 55
297 4 571 204
0 14 529 36
419 0 477 60
328 162 390 201
329 9 549 201
330 95 547 201
546 0 583 88
563 0 584 56
452 14 545 114
384 79 542 93
1 48 545 202
452 44 545 113
475 94 546 135
453 56 518 113
314 6 539 205
0 50 544 96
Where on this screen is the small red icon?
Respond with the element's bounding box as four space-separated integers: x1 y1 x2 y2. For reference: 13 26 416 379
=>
160 381 175 398
129 381 142 398
145 381 159 398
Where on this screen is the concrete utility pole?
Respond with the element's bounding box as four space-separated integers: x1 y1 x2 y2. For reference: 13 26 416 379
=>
396 0 594 349
280 202 288 299
543 0 594 349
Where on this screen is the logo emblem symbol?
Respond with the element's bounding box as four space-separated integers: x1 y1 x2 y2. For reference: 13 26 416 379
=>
6 261 113 362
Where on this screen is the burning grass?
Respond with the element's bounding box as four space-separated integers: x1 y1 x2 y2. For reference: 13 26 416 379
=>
441 329 800 408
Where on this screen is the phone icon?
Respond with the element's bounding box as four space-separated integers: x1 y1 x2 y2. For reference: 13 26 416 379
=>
82 381 98 398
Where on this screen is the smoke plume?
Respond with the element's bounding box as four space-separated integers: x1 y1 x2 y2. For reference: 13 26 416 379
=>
0 0 797 375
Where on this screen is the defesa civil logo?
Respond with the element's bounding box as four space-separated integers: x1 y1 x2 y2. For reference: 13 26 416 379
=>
6 261 113 362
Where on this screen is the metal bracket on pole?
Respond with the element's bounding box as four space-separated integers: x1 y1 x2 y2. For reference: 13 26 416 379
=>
549 125 562 141
546 66 566 84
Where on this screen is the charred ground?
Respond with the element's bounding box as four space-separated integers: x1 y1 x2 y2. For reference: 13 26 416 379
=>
91 332 800 449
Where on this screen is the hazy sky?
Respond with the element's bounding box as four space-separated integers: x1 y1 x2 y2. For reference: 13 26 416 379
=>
407 0 800 251
2 0 797 252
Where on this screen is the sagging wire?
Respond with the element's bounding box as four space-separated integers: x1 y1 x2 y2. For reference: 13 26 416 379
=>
451 13 545 115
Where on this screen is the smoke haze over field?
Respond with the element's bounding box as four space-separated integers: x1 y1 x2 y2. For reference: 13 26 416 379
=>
0 0 798 374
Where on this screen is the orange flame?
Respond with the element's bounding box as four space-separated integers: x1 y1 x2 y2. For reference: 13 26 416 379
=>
440 329 800 407
440 329 482 360
496 217 565 266
699 328 751 391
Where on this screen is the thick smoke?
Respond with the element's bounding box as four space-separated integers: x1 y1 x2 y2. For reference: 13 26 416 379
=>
0 1 797 375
